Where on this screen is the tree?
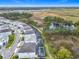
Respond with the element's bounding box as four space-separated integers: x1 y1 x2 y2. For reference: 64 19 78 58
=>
74 21 79 26
43 16 53 23
54 16 64 23
26 19 37 26
0 55 2 59
56 47 73 59
11 55 18 59
0 12 32 20
43 16 54 29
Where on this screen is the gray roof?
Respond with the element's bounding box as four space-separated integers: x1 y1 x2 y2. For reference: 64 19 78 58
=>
19 43 36 53
0 29 11 33
0 23 4 26
24 30 35 34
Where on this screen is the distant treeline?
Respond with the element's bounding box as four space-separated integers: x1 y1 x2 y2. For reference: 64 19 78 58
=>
0 7 79 10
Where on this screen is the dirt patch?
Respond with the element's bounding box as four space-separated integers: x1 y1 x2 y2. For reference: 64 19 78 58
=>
45 34 79 58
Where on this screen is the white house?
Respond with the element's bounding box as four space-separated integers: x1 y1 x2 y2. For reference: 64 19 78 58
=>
18 24 38 59
0 24 10 30
18 43 37 59
24 33 37 43
22 25 37 43
49 23 57 30
49 22 76 31
0 29 12 47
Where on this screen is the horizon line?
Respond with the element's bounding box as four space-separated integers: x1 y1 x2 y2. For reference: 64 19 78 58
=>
0 4 79 7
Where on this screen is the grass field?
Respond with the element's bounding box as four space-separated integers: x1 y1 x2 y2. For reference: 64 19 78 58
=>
32 9 79 23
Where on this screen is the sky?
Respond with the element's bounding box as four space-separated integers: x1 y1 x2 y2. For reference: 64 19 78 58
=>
0 0 79 7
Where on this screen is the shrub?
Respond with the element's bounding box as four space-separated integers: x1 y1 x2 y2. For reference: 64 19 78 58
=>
56 47 73 59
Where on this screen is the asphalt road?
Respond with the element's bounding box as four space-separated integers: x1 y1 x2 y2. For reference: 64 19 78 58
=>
0 30 21 59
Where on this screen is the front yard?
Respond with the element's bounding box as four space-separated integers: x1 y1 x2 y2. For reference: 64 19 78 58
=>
11 55 18 59
6 34 16 48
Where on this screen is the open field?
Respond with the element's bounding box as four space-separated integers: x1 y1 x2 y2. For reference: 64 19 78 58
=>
32 9 79 23
44 33 79 59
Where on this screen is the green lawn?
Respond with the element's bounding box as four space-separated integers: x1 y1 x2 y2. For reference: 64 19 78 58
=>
11 55 18 59
0 55 2 59
6 34 16 48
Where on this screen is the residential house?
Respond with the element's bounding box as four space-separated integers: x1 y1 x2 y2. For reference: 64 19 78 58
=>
18 43 37 58
49 22 76 31
0 29 12 47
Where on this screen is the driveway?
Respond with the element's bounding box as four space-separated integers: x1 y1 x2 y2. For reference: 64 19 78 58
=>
0 31 21 59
